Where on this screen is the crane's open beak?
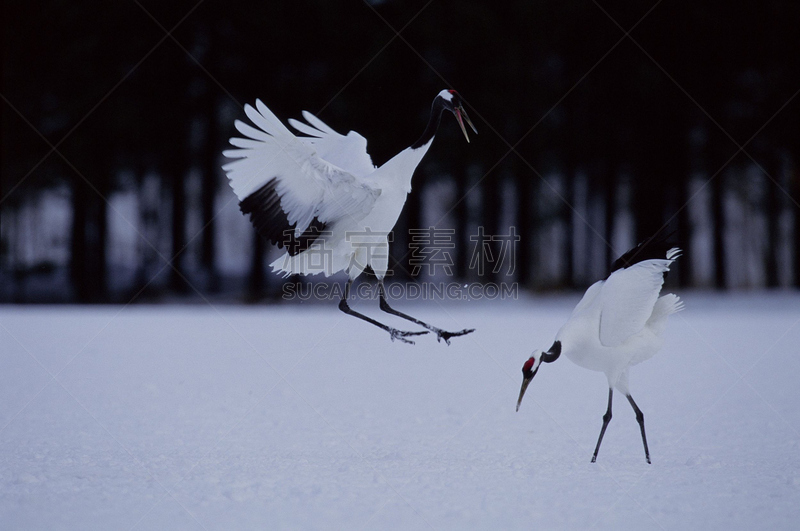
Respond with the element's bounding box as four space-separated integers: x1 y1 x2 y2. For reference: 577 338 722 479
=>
516 368 537 412
454 105 477 143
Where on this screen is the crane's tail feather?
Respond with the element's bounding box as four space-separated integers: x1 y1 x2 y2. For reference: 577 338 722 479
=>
270 252 328 278
269 247 351 278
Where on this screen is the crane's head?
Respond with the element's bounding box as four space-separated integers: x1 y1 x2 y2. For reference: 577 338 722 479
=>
438 90 477 143
516 353 542 412
516 341 562 412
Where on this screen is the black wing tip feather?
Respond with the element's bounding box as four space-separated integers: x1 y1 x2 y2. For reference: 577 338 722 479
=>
610 230 680 274
239 179 327 256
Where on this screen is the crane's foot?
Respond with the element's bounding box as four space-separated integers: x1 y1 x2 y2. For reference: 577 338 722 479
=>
435 328 475 346
389 328 429 345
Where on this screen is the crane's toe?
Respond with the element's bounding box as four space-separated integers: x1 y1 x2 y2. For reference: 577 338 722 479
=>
389 329 429 345
436 328 475 345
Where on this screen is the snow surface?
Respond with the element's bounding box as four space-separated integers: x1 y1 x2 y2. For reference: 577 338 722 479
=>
1 292 800 530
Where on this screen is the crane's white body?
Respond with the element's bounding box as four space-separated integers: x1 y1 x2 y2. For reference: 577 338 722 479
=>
272 142 432 280
554 248 683 394
223 96 443 281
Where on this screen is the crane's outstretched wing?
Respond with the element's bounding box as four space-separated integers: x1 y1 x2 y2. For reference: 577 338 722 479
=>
599 248 681 347
288 111 376 178
570 280 604 318
223 100 380 255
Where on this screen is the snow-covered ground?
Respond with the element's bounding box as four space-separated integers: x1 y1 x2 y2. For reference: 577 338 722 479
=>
1 292 799 530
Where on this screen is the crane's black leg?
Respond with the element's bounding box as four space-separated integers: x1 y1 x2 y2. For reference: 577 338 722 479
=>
627 394 651 464
591 388 613 463
377 281 474 345
338 279 428 344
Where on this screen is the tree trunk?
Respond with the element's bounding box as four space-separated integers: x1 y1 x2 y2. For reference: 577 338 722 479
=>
603 160 617 268
454 162 469 280
202 93 220 291
710 165 727 289
169 159 189 293
677 168 692 288
791 153 800 288
563 162 576 289
482 173 501 284
248 231 265 300
69 178 108 302
70 180 88 301
764 154 781 288
92 178 108 301
514 158 532 286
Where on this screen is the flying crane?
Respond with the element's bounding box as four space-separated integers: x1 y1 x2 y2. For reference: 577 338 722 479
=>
223 90 477 344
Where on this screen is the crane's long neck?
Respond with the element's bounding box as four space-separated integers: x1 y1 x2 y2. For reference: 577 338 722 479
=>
380 142 432 193
411 97 448 150
377 97 446 193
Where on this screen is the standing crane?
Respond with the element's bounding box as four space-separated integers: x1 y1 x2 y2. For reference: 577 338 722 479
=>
223 90 477 345
515 235 683 463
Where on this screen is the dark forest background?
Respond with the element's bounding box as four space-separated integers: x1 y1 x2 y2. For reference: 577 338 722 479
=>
2 0 799 303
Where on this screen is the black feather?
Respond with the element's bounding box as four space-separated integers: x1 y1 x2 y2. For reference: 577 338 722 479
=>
610 230 678 275
239 178 327 256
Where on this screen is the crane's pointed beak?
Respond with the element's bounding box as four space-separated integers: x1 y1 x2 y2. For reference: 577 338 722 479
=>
454 105 477 143
516 369 536 412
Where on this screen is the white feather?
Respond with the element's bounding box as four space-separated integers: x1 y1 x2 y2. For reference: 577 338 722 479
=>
222 102 381 237
288 111 376 178
598 256 675 347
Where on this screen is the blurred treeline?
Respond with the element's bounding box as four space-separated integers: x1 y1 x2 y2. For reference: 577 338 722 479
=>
1 0 799 302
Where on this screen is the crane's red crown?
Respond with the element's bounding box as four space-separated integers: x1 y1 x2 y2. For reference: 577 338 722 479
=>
522 357 535 373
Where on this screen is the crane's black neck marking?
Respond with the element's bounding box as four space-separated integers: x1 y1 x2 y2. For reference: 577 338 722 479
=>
411 96 449 150
541 341 561 363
